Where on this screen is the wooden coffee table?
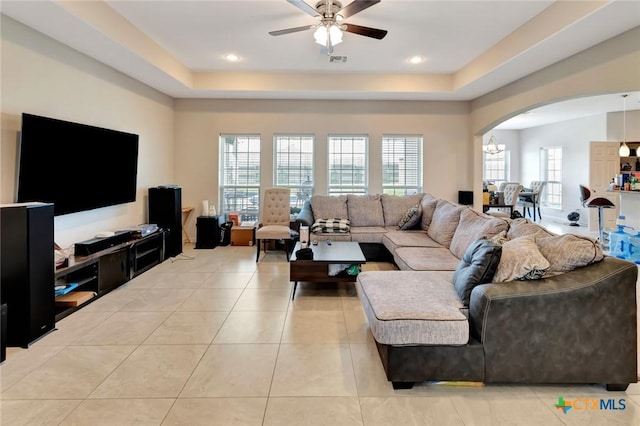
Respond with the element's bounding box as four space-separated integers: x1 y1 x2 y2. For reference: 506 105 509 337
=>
289 241 366 299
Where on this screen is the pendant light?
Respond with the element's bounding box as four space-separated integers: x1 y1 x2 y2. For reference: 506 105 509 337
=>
619 94 630 157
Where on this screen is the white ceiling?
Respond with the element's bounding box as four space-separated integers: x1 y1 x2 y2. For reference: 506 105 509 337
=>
2 0 640 128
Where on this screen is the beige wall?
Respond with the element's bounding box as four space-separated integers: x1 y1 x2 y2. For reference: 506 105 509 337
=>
2 13 638 245
1 16 174 247
174 99 470 237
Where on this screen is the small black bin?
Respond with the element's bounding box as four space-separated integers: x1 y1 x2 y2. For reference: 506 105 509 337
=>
219 222 233 246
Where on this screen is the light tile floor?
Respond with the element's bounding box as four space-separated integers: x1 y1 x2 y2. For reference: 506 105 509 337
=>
1 223 640 425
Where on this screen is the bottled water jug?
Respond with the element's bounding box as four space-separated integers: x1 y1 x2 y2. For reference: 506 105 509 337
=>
609 216 634 259
629 232 640 265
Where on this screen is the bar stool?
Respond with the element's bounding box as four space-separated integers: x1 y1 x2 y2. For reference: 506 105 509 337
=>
579 185 615 243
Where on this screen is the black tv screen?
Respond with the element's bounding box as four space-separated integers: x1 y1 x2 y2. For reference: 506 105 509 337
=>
17 113 139 216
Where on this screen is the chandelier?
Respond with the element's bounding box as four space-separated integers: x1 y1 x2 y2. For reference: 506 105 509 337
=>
483 135 504 155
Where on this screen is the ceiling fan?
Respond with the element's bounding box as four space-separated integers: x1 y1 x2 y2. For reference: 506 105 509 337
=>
269 0 388 55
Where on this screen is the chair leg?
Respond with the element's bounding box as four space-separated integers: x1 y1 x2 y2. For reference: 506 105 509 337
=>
256 239 260 262
285 240 290 261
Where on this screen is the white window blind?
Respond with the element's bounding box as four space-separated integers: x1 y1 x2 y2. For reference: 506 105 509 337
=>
328 135 368 195
219 134 261 221
274 134 314 209
382 135 422 195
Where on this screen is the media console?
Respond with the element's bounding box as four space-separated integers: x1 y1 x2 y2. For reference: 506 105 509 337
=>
55 230 165 321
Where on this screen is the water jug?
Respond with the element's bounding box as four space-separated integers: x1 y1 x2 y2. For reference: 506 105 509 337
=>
609 225 633 259
629 232 640 265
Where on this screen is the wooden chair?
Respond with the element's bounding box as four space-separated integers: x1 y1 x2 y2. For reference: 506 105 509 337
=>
255 188 298 262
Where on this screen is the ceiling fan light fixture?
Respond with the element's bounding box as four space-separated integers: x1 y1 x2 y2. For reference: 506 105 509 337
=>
314 24 343 46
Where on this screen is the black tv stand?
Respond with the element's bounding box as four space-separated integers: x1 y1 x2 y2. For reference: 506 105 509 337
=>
55 230 165 321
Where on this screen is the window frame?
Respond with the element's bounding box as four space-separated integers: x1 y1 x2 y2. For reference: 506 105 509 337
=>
327 134 369 195
381 134 423 195
219 134 261 222
482 145 508 188
540 146 562 208
273 134 315 210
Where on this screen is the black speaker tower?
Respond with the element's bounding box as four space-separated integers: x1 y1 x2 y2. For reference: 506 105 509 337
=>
148 186 182 258
1 203 55 347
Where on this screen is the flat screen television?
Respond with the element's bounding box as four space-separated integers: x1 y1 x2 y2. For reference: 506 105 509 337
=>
16 113 139 216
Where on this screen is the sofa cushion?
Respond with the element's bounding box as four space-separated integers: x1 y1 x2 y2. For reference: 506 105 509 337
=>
507 218 555 239
427 200 464 247
383 230 442 249
394 247 460 271
350 226 387 243
450 209 509 259
420 194 439 230
311 195 348 221
381 193 424 226
357 271 468 345
453 238 502 306
494 234 550 282
536 234 604 274
347 194 385 227
398 204 422 230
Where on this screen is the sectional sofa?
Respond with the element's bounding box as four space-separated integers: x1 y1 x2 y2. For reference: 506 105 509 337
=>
296 193 638 390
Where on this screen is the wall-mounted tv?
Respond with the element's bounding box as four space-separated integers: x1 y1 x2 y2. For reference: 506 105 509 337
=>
17 113 139 216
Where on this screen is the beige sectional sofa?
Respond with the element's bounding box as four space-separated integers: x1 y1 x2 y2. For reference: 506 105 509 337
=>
296 193 638 391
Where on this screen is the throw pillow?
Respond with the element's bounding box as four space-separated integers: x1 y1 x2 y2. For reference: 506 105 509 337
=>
449 208 509 259
493 234 550 282
452 238 502 306
536 234 604 274
490 230 509 245
311 218 350 234
398 204 422 230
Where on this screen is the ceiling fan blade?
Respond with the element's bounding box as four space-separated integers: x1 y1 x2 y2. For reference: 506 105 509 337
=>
286 0 319 17
269 25 314 36
338 0 381 19
343 23 387 39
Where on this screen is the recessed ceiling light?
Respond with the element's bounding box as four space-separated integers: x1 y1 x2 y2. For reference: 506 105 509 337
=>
224 53 240 62
408 56 424 64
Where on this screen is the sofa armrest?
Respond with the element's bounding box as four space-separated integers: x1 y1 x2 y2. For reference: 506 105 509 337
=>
296 201 314 227
469 257 638 385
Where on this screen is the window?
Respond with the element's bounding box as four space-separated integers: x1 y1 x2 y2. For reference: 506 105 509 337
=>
483 146 507 188
328 135 368 195
382 135 422 195
541 147 562 208
220 134 261 221
274 134 314 210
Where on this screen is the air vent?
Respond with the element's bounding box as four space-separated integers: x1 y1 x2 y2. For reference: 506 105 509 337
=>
329 56 347 63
